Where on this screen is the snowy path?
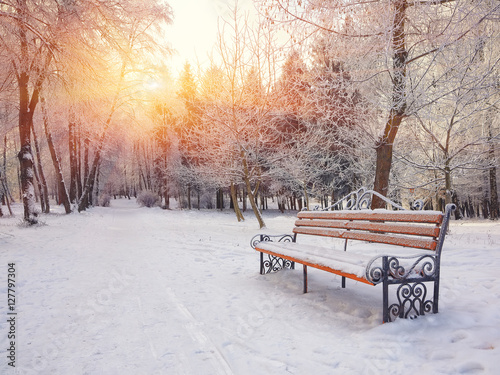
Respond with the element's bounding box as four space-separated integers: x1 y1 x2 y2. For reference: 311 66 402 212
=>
1 199 500 374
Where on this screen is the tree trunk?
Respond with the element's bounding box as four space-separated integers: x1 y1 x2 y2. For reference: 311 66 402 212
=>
230 182 244 222
41 97 71 214
1 179 13 216
15 0 54 223
2 136 14 215
84 137 90 189
78 140 102 211
0 167 3 216
490 164 498 220
244 175 265 228
216 188 224 210
16 0 35 223
242 188 247 211
69 114 78 202
163 191 170 209
17 57 37 222
76 123 83 199
303 184 310 210
372 0 407 209
241 151 265 228
17 144 37 223
32 122 50 213
444 161 453 205
487 109 498 220
94 163 100 205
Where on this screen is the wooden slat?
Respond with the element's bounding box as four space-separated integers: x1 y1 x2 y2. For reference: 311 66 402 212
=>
294 219 441 237
292 227 438 250
297 210 444 224
255 247 375 286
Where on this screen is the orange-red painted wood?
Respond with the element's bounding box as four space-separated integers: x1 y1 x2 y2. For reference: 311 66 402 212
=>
297 211 444 224
294 219 441 237
292 227 438 250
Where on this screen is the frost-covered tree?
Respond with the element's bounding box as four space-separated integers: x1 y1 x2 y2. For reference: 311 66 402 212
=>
391 4 499 214
0 0 172 221
260 0 499 208
184 3 287 227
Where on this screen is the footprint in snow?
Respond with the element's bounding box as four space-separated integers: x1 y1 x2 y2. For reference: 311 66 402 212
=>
457 361 485 374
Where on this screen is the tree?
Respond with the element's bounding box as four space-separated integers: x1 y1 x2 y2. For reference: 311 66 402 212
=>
40 96 72 214
261 0 499 208
391 4 499 214
77 1 173 211
185 3 284 228
274 50 309 114
2 0 57 222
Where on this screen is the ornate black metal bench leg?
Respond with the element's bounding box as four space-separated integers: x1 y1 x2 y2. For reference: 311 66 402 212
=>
303 265 308 293
382 257 389 323
433 275 440 314
381 256 440 322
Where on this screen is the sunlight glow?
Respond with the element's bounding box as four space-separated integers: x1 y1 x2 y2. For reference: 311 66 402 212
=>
144 79 162 91
165 0 254 73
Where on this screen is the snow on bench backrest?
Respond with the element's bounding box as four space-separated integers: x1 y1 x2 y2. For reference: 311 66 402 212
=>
293 210 444 251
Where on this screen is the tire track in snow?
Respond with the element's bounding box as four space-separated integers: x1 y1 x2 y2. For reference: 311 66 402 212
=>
165 287 234 375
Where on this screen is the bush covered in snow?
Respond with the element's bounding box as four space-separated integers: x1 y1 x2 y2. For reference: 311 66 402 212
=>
99 194 112 207
137 190 160 208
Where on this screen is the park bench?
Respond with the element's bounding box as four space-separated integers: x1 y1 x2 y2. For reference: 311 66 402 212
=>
251 188 456 323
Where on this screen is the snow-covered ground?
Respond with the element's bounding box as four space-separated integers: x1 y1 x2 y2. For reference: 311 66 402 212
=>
1 198 499 374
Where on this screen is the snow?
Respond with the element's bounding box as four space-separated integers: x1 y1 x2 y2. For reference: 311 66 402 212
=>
1 198 500 374
255 241 374 279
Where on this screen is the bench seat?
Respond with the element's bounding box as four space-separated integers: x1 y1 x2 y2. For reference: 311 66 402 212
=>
256 241 431 285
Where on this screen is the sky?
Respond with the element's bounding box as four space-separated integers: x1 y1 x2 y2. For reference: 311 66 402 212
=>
164 0 256 75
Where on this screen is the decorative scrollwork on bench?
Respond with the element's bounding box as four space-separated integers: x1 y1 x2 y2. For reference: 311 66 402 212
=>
250 234 294 249
388 282 434 322
261 254 294 274
320 187 425 211
366 254 438 284
250 234 295 274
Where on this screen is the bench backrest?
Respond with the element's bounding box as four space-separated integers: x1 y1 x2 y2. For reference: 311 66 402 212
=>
294 210 446 251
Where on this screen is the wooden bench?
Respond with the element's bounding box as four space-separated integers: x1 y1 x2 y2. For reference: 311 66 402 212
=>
251 190 456 323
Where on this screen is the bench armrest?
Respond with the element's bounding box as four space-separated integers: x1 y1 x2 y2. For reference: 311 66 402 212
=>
250 234 295 249
366 254 439 284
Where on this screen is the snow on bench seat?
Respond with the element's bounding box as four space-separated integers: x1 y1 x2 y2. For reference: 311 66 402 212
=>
255 241 430 286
